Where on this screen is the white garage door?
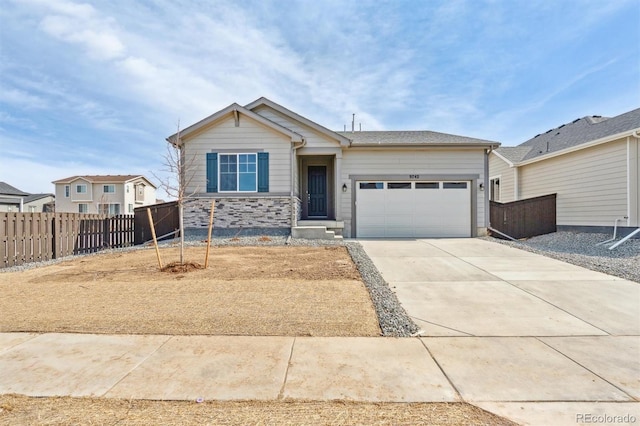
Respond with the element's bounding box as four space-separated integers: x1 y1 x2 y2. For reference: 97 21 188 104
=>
356 181 471 237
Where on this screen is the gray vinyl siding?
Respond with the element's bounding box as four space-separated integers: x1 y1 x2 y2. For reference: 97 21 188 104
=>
489 153 515 202
340 148 486 236
182 114 291 194
519 139 628 226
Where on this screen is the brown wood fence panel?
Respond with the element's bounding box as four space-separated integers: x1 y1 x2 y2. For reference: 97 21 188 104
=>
1 213 55 268
1 213 135 268
134 201 179 245
490 193 557 239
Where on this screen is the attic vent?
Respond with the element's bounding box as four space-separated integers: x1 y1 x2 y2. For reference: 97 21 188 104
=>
545 129 553 134
572 118 580 123
534 133 541 138
593 115 601 118
558 124 565 128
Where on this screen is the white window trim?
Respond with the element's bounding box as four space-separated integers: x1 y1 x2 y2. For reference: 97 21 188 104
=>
218 153 258 193
98 203 121 215
103 184 116 193
78 203 88 213
489 175 501 202
76 184 87 194
64 185 70 198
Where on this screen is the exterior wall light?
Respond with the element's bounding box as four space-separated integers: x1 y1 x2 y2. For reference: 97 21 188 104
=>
342 183 348 192
479 183 484 191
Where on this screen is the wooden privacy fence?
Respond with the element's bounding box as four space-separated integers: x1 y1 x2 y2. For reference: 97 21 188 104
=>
134 201 179 245
490 193 557 239
1 212 134 268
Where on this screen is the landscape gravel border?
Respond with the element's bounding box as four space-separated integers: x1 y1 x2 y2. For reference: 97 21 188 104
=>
484 231 640 283
1 235 419 337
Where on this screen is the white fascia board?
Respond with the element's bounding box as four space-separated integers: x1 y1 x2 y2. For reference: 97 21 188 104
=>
515 129 640 167
125 176 158 189
245 97 351 146
491 150 516 167
167 103 303 145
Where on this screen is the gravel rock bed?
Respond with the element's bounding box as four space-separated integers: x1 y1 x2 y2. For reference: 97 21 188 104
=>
345 243 420 337
1 236 419 336
485 232 640 283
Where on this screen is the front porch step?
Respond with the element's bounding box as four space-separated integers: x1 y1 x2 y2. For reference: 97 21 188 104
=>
291 226 340 240
297 220 344 229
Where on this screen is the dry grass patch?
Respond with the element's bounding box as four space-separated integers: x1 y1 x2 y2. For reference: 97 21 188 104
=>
0 246 380 336
0 395 517 426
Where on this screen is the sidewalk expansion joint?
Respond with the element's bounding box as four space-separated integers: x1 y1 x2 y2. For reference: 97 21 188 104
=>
100 335 172 397
418 337 463 402
535 337 636 401
277 337 296 400
505 282 612 336
410 316 473 336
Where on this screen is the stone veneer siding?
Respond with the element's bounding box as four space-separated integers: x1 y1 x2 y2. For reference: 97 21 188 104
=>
184 197 292 230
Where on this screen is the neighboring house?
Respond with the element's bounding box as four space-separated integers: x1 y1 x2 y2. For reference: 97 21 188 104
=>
52 175 157 215
168 97 500 238
489 108 640 233
0 182 55 212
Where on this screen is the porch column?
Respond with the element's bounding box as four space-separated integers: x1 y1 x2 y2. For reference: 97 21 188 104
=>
335 152 342 220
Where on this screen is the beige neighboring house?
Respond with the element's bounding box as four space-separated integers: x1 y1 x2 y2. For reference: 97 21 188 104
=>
169 97 499 239
489 108 640 233
0 182 55 212
52 175 157 215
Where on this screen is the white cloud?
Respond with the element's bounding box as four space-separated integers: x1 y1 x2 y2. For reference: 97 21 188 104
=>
0 87 49 109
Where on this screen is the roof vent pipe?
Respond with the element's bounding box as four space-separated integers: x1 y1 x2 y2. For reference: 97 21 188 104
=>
546 141 549 152
352 113 355 133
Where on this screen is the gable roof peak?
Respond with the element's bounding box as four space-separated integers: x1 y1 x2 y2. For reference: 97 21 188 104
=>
168 102 304 145
245 97 351 146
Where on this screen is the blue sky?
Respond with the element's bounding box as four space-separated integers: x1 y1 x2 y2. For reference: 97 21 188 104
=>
1 0 638 197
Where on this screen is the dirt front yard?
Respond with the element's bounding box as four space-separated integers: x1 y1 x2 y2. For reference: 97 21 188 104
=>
0 246 381 336
0 395 517 426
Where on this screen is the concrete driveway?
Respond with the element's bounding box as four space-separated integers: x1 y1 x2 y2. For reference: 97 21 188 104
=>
359 238 640 425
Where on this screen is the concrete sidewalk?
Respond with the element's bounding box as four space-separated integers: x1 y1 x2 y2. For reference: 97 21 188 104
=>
1 332 638 425
1 238 639 425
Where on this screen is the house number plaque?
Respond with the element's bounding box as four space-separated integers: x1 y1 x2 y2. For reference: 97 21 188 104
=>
409 174 420 179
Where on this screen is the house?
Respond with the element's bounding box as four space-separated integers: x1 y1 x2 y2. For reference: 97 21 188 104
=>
0 182 55 212
168 97 500 239
489 108 640 234
52 175 157 215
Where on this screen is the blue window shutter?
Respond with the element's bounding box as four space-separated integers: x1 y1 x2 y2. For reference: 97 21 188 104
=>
257 152 269 193
206 152 218 192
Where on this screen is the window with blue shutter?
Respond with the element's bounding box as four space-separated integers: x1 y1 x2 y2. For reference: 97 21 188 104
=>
206 152 218 192
209 151 268 193
257 152 269 193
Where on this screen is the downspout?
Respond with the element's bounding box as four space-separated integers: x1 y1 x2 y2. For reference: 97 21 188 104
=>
484 147 492 232
630 131 640 227
290 138 307 230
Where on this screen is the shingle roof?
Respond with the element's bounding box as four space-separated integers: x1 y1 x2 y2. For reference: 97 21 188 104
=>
52 175 156 187
502 108 640 162
337 130 499 147
23 193 54 203
0 182 28 196
494 146 533 164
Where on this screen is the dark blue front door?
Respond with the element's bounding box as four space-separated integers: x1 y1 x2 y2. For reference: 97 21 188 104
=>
308 166 327 217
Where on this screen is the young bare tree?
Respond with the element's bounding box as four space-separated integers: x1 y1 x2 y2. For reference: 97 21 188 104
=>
154 122 198 265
